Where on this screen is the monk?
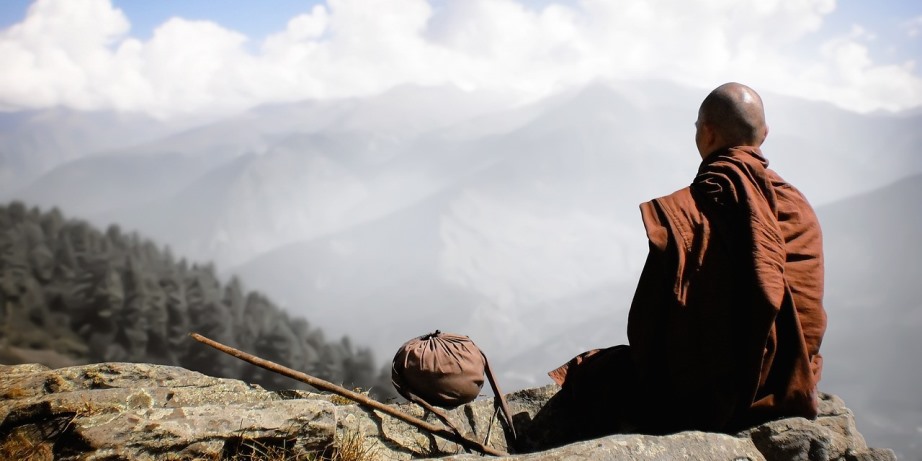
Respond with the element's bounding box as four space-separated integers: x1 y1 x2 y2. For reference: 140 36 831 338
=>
547 82 827 440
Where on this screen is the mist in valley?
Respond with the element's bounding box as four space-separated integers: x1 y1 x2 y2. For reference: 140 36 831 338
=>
2 0 921 457
2 80 920 457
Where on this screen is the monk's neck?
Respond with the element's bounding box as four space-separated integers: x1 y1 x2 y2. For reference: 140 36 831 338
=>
698 146 767 170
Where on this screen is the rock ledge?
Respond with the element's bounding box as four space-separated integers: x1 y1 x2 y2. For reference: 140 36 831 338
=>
0 363 896 460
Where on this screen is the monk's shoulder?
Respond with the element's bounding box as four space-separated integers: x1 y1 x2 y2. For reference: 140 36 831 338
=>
642 187 704 251
767 169 821 225
650 186 697 209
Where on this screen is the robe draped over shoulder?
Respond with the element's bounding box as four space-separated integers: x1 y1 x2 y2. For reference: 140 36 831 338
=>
552 146 826 434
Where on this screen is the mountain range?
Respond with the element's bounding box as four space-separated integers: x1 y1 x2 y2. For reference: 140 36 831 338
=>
2 80 920 458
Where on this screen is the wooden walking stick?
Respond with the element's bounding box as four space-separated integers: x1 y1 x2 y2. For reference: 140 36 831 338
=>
190 333 508 457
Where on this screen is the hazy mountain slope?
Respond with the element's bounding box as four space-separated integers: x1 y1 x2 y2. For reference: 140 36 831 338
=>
100 153 258 254
0 108 185 196
227 81 922 366
102 127 475 267
14 152 224 218
815 173 922 459
228 83 685 357
491 279 639 389
230 186 488 355
762 96 922 205
4 103 303 221
12 81 921 271
5 101 351 221
332 84 517 137
8 85 516 266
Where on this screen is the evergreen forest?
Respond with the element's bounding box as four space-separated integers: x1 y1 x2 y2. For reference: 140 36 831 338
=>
0 201 395 399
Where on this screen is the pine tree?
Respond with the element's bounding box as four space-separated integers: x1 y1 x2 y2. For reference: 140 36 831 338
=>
0 202 389 395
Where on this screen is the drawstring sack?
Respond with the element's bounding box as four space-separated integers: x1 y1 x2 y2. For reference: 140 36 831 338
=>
392 330 517 440
392 331 483 407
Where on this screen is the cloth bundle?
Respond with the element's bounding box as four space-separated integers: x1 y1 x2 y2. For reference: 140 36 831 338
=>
392 330 486 407
391 330 517 441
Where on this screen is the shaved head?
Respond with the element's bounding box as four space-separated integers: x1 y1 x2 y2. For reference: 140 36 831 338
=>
695 82 768 157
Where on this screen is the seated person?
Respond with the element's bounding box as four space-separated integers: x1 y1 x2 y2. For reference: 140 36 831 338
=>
549 82 827 439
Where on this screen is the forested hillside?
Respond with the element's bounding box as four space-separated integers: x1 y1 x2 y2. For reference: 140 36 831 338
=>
0 201 393 398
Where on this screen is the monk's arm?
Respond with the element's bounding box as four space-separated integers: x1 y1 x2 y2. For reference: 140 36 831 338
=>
627 202 671 382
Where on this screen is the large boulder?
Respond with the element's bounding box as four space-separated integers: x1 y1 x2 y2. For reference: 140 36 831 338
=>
336 385 895 461
0 362 896 460
0 363 335 460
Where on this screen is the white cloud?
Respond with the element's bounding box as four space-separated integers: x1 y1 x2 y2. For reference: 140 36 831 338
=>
0 0 129 110
0 0 920 119
788 28 922 113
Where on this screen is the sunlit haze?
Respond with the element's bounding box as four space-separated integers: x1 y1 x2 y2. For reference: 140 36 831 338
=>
0 0 920 119
1 0 920 458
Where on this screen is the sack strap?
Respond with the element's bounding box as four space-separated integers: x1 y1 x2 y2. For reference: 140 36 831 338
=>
482 351 518 442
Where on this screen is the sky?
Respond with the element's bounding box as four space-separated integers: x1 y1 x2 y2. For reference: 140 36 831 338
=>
0 0 920 120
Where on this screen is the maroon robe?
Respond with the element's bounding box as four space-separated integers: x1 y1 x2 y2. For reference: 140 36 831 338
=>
551 146 826 434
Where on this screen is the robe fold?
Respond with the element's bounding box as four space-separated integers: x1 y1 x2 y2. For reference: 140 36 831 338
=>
551 146 826 434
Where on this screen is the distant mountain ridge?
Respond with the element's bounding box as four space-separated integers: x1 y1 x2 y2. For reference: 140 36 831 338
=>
7 82 920 266
3 81 920 457
0 108 202 197
814 173 922 459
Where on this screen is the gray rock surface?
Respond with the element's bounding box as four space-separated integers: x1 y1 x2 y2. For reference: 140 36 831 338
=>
0 362 897 461
441 432 765 461
0 362 335 460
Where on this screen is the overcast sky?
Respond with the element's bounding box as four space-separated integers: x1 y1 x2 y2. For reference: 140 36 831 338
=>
0 0 920 119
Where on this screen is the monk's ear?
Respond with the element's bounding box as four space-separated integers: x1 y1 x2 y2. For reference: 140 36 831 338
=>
755 124 769 146
703 123 718 146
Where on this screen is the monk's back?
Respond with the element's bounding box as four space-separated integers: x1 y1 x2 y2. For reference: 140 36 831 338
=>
626 148 827 432
549 83 828 441
771 171 826 366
